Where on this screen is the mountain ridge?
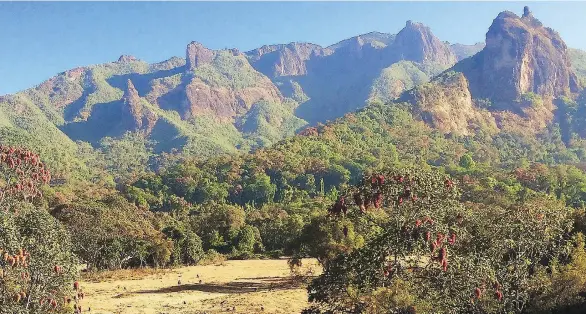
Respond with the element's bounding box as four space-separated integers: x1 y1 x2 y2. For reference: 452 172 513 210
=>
2 7 586 182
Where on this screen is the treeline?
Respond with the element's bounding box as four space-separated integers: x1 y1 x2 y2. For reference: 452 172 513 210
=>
41 104 586 272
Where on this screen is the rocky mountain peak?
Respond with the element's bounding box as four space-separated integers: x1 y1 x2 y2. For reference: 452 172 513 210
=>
390 20 457 65
186 41 215 70
462 7 580 103
522 6 532 18
117 55 138 63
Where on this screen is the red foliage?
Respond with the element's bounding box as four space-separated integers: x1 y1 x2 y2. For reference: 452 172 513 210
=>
436 233 445 244
374 193 382 208
0 145 51 206
441 259 448 271
377 175 385 185
298 127 319 137
475 288 482 299
444 179 453 189
495 290 503 301
448 233 456 245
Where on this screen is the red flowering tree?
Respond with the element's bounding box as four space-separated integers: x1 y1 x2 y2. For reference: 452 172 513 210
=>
0 145 81 313
302 167 574 313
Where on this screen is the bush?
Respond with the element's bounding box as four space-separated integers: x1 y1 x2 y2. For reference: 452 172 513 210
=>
198 249 226 266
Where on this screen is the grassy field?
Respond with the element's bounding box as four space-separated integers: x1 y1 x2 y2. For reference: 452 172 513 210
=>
80 259 320 314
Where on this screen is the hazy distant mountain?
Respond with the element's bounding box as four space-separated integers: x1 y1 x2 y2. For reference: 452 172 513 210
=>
246 21 474 124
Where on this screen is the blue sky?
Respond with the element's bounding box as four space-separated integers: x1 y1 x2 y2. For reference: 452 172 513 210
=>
1 1 585 95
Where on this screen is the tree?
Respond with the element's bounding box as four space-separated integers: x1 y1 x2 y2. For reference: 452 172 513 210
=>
0 146 79 313
52 195 167 270
459 153 475 169
303 167 575 313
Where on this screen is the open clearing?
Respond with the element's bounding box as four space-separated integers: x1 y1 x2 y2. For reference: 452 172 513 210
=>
80 259 320 314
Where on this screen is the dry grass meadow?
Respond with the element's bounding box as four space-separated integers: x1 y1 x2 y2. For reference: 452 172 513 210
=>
79 259 320 314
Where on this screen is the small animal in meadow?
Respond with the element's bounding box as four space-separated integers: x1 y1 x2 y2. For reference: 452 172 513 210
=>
261 306 265 311
199 279 202 284
178 279 182 285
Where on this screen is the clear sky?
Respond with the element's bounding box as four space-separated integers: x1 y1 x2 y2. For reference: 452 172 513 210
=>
1 1 585 95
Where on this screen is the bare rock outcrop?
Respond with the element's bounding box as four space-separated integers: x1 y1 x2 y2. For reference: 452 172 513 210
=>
245 43 331 78
186 41 215 70
117 55 138 63
389 20 457 66
406 73 497 136
461 6 580 103
181 77 282 120
121 79 157 134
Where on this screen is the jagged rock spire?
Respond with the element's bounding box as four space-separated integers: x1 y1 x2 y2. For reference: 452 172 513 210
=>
522 6 532 18
460 6 579 102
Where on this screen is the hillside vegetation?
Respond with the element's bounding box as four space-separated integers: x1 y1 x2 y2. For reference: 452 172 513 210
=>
4 5 586 314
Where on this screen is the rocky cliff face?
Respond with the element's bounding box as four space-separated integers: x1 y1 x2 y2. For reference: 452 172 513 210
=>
461 6 580 103
405 7 582 136
245 43 331 78
389 20 457 66
181 77 282 120
246 21 461 124
404 73 497 136
186 41 215 70
121 79 157 134
181 44 283 120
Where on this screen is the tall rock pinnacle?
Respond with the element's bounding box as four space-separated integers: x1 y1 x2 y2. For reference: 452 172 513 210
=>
461 7 580 103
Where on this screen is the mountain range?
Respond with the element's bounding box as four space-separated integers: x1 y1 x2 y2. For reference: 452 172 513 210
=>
1 6 586 181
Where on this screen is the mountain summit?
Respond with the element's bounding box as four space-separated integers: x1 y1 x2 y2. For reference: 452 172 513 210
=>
246 20 466 124
404 7 583 136
390 20 457 66
459 6 580 103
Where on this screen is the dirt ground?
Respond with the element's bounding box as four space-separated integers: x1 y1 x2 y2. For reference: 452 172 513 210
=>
80 259 320 314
